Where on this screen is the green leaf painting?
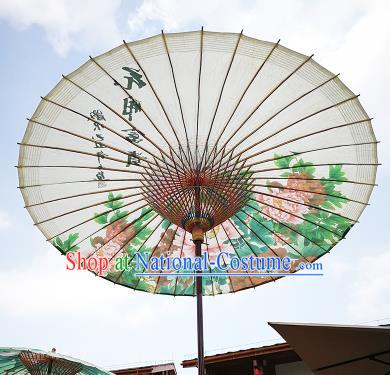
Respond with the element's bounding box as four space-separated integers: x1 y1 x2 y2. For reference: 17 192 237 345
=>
52 233 80 253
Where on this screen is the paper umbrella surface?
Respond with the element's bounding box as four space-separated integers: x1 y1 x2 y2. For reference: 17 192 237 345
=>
18 30 378 296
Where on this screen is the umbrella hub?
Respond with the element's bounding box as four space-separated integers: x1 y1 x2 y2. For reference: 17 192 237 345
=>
145 162 252 235
182 214 214 240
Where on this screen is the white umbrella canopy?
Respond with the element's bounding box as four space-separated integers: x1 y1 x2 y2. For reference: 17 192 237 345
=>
18 30 378 296
0 347 113 375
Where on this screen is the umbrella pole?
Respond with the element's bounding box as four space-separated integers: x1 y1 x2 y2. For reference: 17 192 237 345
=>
192 183 205 375
195 238 205 375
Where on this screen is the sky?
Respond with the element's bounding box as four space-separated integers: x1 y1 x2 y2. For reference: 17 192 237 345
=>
0 0 389 373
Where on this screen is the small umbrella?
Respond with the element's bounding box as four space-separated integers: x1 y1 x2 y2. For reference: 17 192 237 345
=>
0 347 113 375
18 29 378 374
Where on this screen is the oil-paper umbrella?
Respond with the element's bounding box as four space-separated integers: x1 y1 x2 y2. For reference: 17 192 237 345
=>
18 30 378 375
0 347 113 374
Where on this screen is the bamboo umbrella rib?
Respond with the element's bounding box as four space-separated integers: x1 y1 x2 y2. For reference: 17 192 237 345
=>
33 194 146 226
225 220 274 281
203 241 216 296
204 72 340 170
203 169 370 206
17 142 152 175
225 115 373 173
237 208 311 261
238 208 329 255
250 162 379 175
247 187 358 223
17 164 159 175
226 217 278 283
84 211 159 262
173 231 187 295
18 163 194 193
208 62 333 173
35 97 185 177
230 214 281 258
60 74 185 172
246 176 377 186
133 221 174 290
89 55 192 176
247 196 345 238
212 227 236 293
195 27 204 169
25 185 145 207
199 30 243 171
26 117 152 170
204 151 365 228
216 54 315 159
205 38 281 168
201 149 249 220
241 140 378 172
211 94 363 169
113 216 165 284
18 178 147 189
105 213 160 263
161 30 196 171
122 40 193 171
207 118 374 176
153 225 179 294
150 146 187 192
47 201 151 243
161 150 186 189
229 72 341 155
220 221 257 288
250 183 368 205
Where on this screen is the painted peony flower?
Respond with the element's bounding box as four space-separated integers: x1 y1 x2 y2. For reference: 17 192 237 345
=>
256 171 327 225
286 172 325 206
257 188 311 225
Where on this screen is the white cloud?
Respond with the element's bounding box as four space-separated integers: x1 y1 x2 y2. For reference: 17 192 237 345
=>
347 246 390 321
127 0 368 43
0 0 122 56
0 210 12 229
